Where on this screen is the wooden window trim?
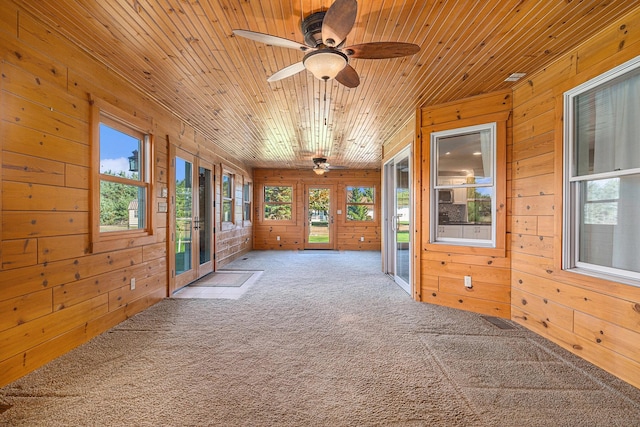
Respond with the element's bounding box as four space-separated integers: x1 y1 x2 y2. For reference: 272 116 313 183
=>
343 184 379 225
423 114 508 258
221 169 234 228
260 182 297 225
242 178 252 226
90 96 156 253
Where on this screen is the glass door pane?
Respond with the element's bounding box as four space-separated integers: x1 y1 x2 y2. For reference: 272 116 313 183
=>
198 166 212 266
384 147 411 295
175 157 193 276
395 157 411 286
305 186 333 249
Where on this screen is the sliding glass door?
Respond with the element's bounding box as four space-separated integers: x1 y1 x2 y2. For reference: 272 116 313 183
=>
384 147 411 294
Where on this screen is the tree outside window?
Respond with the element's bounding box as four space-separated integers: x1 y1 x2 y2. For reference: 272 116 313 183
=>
98 119 148 233
264 186 293 220
222 173 233 223
243 181 252 222
346 186 375 221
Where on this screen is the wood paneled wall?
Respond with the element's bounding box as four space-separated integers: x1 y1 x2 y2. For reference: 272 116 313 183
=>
0 4 250 387
509 7 640 388
417 91 513 318
253 169 381 251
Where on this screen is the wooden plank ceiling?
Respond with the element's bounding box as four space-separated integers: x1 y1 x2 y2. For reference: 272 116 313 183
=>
16 1 637 170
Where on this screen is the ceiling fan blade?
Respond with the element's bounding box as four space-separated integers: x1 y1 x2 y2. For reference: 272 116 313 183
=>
232 29 310 51
335 64 360 88
322 0 357 47
267 62 306 82
345 42 420 59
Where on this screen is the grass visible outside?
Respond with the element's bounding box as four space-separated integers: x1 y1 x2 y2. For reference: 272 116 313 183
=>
396 230 410 243
308 235 330 243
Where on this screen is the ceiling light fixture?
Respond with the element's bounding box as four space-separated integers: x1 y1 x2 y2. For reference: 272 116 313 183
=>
313 166 326 175
303 50 348 81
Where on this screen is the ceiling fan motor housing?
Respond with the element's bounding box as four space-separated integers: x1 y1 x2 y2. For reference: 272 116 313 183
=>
302 12 326 47
312 157 327 165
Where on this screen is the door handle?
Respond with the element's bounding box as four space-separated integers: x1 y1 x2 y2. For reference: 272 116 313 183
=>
193 216 199 230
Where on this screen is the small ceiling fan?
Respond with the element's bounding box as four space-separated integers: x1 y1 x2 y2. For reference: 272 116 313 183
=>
232 0 420 88
312 157 340 175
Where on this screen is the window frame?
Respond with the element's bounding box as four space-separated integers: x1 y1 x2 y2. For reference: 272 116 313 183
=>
243 178 252 225
430 122 497 248
344 185 377 223
221 170 234 225
262 184 296 223
90 97 155 253
563 55 640 285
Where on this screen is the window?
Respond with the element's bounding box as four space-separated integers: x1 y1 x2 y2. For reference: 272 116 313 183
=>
92 102 152 237
431 123 496 246
346 186 375 221
564 56 640 284
264 186 293 220
222 172 233 223
243 180 252 222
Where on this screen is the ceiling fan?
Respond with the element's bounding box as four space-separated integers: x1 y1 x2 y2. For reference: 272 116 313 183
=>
312 157 342 175
232 0 420 88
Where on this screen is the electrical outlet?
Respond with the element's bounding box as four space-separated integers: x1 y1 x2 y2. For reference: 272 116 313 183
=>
130 278 136 290
464 276 472 289
276 236 280 241
360 236 365 242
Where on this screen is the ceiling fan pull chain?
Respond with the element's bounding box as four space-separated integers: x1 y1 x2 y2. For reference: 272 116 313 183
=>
323 79 329 126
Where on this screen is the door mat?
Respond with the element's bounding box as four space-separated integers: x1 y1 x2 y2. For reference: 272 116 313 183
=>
188 272 254 287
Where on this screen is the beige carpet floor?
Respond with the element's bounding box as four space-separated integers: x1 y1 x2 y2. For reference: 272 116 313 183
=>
1 250 640 426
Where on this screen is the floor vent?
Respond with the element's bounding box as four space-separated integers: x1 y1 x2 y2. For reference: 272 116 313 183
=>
481 316 517 330
0 403 12 414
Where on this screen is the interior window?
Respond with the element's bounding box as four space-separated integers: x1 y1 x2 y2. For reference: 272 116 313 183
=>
564 57 640 283
243 181 252 222
98 116 150 233
264 186 293 220
431 123 496 246
346 186 375 221
222 172 234 223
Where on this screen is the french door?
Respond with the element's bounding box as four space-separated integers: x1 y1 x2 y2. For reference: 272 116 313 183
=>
384 147 411 294
172 148 215 291
304 185 335 250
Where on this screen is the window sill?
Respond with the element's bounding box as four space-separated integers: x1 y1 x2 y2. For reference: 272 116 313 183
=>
92 231 157 254
566 266 640 288
425 241 506 258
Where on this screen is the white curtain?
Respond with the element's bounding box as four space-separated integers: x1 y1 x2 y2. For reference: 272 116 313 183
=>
593 74 640 272
479 129 493 182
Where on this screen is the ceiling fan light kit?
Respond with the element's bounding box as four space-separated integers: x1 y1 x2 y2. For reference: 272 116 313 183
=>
313 166 327 175
232 0 420 88
313 157 331 174
303 50 348 81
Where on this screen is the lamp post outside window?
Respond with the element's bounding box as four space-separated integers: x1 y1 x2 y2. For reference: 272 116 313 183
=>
128 150 139 172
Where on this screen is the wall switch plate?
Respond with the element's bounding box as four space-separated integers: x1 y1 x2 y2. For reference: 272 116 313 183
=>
130 278 136 290
337 209 342 214
360 236 365 241
464 276 472 288
276 236 280 241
